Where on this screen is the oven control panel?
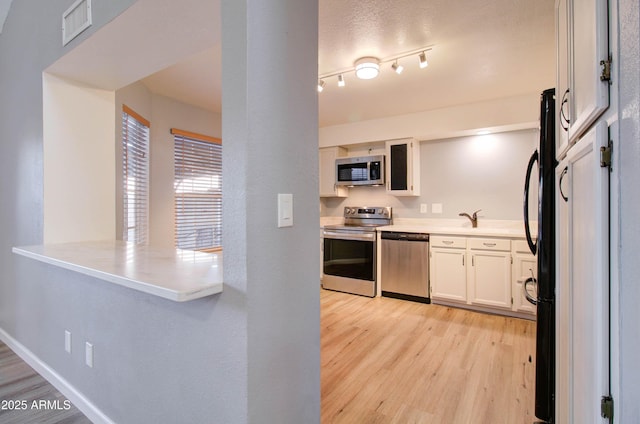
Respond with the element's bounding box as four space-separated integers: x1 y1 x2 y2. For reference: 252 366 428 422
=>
344 206 391 219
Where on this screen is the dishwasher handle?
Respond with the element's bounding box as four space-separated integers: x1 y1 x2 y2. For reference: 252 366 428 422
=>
381 231 429 242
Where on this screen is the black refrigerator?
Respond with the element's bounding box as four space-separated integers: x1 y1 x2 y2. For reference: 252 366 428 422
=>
523 88 556 423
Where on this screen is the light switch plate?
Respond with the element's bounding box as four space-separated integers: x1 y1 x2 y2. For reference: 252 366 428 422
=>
64 330 72 354
85 342 93 367
277 193 293 228
432 203 443 214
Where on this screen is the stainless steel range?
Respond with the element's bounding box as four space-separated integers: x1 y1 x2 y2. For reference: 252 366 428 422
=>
322 206 392 297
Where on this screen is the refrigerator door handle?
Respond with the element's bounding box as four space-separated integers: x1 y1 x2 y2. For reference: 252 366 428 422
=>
524 150 538 255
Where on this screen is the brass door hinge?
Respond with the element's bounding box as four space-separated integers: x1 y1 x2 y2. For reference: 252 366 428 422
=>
601 395 614 420
600 142 612 168
600 57 612 82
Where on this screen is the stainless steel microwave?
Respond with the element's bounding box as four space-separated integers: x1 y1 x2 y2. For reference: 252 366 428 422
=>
336 155 385 186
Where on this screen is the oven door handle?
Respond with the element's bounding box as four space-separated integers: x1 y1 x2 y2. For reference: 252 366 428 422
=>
322 231 376 242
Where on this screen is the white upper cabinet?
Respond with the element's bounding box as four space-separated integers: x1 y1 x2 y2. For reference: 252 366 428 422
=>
319 147 348 198
385 138 420 196
556 0 610 158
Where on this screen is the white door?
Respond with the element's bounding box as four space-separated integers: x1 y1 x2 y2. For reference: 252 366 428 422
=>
555 156 571 424
512 253 537 315
561 121 610 423
568 0 610 144
430 248 466 303
468 251 512 309
556 0 571 158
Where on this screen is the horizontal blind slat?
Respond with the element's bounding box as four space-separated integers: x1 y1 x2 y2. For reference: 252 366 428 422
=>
174 134 222 251
122 109 150 245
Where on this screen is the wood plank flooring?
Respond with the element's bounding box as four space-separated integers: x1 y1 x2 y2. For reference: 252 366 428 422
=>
321 289 537 423
0 342 90 424
2 291 536 423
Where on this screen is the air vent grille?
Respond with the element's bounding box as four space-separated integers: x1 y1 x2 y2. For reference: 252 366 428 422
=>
62 0 92 46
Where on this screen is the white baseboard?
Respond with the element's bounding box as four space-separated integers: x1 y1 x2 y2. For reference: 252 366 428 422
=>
0 327 115 424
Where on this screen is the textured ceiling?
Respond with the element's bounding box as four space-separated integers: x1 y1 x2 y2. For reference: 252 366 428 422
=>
316 0 555 126
41 0 555 129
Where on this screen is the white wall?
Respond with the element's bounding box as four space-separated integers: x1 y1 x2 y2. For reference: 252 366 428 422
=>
321 129 538 221
43 73 116 243
617 0 640 420
223 0 320 421
319 93 539 148
2 0 320 423
115 82 222 247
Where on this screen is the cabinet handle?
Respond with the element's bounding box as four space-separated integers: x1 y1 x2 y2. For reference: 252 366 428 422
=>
482 242 496 247
559 166 569 202
472 256 475 266
560 88 570 131
443 240 454 245
462 256 464 266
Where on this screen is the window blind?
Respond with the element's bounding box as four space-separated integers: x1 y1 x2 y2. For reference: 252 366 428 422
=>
122 106 150 244
172 129 222 251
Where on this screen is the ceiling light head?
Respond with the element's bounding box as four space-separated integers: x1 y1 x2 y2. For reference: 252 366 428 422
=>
317 80 325 92
418 51 428 69
338 74 345 87
392 60 404 74
354 57 380 80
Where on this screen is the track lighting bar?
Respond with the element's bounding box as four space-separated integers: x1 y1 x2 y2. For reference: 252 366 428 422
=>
318 45 434 87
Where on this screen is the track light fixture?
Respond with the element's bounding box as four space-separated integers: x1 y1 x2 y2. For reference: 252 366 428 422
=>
392 60 404 74
317 45 433 92
419 51 428 68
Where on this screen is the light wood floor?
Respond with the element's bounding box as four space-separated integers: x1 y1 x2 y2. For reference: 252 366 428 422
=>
2 292 535 423
0 342 90 424
321 289 537 424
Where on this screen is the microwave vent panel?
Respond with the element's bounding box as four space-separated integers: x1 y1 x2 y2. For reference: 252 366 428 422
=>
62 0 92 46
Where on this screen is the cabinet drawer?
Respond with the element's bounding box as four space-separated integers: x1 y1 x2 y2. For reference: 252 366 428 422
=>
512 239 533 254
468 238 511 251
430 235 466 249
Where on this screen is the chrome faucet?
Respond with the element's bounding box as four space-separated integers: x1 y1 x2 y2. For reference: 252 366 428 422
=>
459 209 481 228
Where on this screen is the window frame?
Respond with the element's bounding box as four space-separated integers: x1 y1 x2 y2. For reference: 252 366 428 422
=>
172 128 222 252
121 105 150 245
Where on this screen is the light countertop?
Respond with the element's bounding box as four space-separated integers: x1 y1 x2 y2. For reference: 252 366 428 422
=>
12 240 223 302
321 217 534 238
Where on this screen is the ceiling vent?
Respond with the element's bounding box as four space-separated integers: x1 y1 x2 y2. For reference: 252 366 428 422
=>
62 0 92 46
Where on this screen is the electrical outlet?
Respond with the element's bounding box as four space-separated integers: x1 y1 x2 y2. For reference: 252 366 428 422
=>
85 342 93 368
64 330 72 354
432 203 443 214
420 203 428 214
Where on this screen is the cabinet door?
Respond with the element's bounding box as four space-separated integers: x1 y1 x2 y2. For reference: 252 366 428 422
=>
512 253 537 315
556 0 571 158
468 251 512 309
567 0 609 144
385 139 420 196
430 248 466 303
555 156 570 424
559 122 610 423
319 147 348 197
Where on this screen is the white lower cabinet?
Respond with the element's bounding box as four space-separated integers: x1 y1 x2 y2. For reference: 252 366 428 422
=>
430 235 535 319
467 238 512 310
430 240 467 303
512 240 537 316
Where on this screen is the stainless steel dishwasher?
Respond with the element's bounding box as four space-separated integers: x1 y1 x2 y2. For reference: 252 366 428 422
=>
381 231 430 303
